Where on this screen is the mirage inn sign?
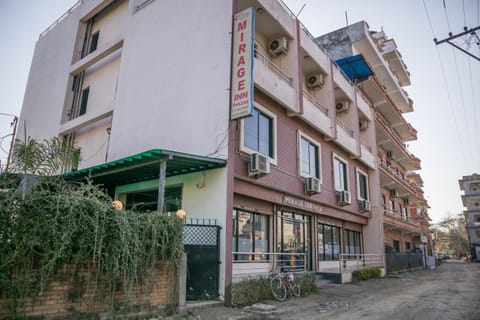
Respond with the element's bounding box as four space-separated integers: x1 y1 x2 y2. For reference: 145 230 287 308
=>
231 8 254 120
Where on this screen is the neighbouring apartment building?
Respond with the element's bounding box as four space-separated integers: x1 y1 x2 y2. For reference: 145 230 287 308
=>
317 21 431 258
15 0 428 305
459 173 480 261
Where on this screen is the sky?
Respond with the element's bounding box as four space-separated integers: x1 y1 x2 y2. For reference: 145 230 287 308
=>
0 0 479 223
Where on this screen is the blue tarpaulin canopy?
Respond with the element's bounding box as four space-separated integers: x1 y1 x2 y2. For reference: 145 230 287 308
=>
335 54 374 83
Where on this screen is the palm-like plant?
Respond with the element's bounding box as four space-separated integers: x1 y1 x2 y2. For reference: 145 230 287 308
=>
11 136 81 176
9 136 81 197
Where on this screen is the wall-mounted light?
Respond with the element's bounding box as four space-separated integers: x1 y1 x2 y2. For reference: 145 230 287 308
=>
176 209 186 219
196 172 206 189
112 200 123 210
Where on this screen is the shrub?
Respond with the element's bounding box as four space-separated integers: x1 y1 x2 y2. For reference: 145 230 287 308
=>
351 268 382 282
298 273 318 295
231 277 271 306
0 175 184 317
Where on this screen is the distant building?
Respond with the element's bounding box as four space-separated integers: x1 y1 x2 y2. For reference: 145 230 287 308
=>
459 173 480 261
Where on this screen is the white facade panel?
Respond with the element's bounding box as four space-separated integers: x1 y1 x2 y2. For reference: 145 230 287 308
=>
18 10 81 141
108 0 233 162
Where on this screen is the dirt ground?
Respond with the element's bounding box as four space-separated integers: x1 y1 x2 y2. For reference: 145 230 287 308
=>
187 260 480 320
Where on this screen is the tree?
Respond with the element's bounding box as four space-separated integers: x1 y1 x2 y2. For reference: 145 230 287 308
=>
433 214 469 257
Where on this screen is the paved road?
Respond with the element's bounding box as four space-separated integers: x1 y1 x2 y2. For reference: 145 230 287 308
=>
190 260 480 320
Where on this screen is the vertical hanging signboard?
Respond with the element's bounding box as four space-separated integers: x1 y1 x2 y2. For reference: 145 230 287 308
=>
231 8 254 120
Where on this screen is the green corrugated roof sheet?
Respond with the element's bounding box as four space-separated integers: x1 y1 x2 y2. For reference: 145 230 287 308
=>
62 149 226 186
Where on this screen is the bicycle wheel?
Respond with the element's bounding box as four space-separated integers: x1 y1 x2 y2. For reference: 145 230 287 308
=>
290 282 301 297
270 277 287 301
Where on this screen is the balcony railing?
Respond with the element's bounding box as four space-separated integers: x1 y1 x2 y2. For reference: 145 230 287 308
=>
339 254 384 273
336 119 354 137
232 251 306 280
40 0 84 38
379 160 417 195
303 90 328 115
255 50 293 87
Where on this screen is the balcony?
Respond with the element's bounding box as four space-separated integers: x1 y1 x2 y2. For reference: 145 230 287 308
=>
383 209 422 234
381 39 410 87
375 95 417 142
376 113 421 171
332 64 355 102
356 91 372 120
254 51 298 112
359 142 375 169
71 37 124 75
335 120 358 156
300 90 333 138
379 159 417 198
299 22 330 73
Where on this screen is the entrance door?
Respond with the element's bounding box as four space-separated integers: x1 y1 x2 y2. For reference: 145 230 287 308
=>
277 211 311 270
184 223 221 300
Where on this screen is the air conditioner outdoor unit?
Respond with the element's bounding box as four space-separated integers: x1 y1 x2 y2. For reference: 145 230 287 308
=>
390 189 398 198
337 190 351 206
249 153 270 176
387 150 396 160
306 73 324 89
335 101 350 113
359 199 371 212
269 37 288 56
305 177 321 194
359 120 369 131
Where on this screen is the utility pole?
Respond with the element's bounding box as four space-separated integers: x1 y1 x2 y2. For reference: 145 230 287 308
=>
434 26 480 61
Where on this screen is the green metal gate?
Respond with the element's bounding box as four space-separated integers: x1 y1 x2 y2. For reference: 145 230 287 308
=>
184 219 221 300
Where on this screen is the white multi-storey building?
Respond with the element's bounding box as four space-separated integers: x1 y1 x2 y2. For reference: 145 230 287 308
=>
15 0 428 309
459 173 480 261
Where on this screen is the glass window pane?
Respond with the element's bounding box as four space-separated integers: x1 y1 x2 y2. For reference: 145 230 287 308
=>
359 173 368 199
309 144 318 178
244 109 258 151
332 227 340 260
237 211 253 260
254 214 268 260
258 113 271 157
318 224 324 261
301 138 310 175
334 159 342 190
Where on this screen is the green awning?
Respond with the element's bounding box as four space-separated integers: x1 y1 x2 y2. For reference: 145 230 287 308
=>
62 149 226 186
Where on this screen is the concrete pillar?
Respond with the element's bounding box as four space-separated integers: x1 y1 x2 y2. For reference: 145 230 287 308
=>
178 252 187 308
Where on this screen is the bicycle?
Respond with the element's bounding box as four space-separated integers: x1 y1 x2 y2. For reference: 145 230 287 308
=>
270 270 301 301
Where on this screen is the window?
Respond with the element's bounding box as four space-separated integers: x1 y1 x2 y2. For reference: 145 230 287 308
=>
405 242 411 252
475 230 480 239
389 199 395 214
243 107 275 159
233 209 269 260
333 155 348 191
356 169 369 200
474 215 480 223
299 134 320 178
393 240 400 252
79 87 90 116
278 211 311 269
318 224 341 261
89 31 99 53
344 229 362 255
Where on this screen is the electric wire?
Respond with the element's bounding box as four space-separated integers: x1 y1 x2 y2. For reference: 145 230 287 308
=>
443 0 452 32
422 0 469 170
451 47 476 169
467 57 480 167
